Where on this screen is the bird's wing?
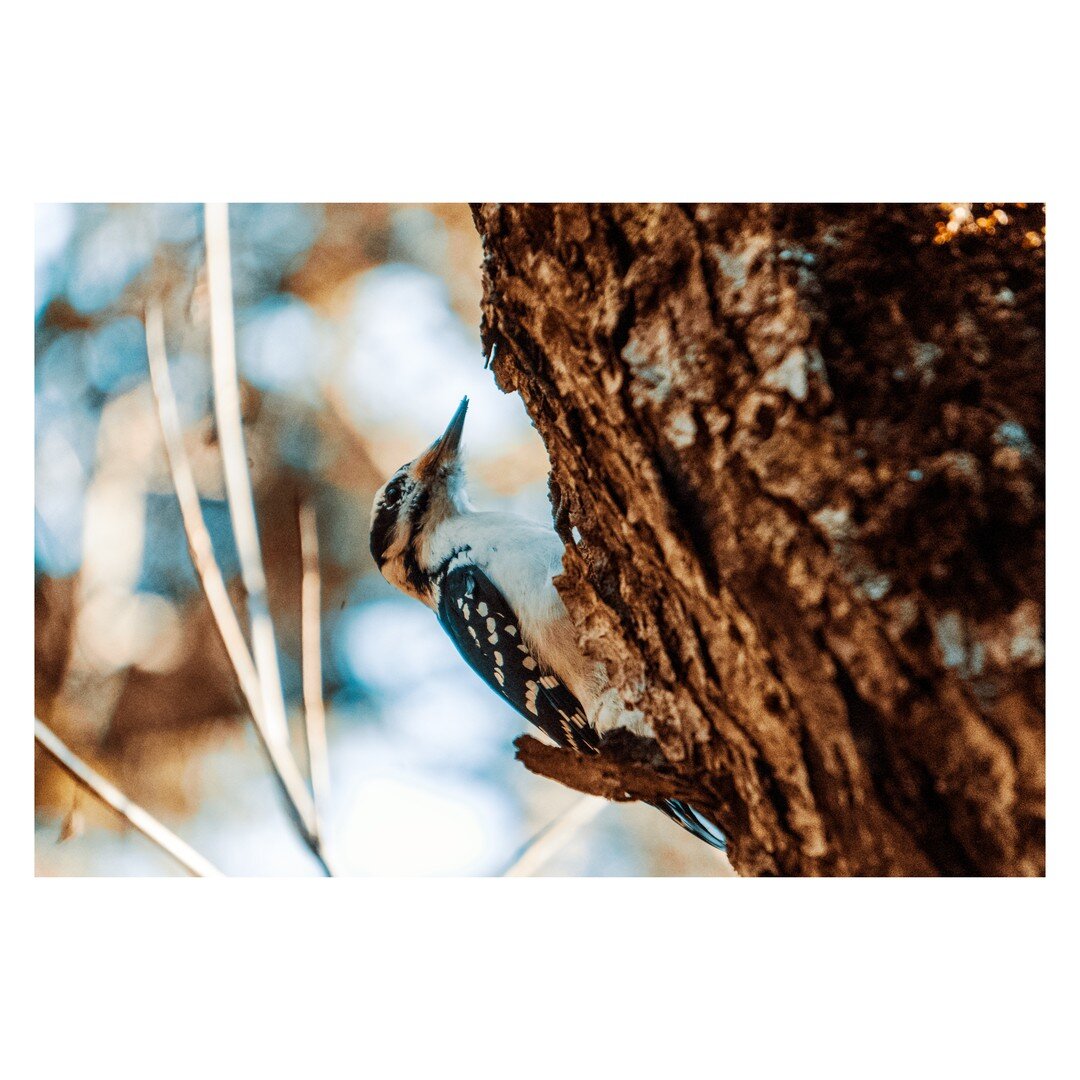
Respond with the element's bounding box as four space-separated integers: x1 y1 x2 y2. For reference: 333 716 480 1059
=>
437 563 601 753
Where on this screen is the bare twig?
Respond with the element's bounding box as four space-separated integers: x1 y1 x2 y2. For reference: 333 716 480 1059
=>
298 499 331 832
501 794 607 877
35 718 224 878
203 202 291 750
145 302 333 876
145 303 263 722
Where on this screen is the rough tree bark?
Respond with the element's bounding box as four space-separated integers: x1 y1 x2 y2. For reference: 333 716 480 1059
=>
471 203 1044 877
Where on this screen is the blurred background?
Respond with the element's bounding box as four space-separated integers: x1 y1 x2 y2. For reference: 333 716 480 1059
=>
34 203 728 877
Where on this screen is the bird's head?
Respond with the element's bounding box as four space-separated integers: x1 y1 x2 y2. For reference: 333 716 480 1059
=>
369 396 471 601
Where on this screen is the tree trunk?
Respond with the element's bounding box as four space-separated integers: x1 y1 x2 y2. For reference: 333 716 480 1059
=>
471 203 1044 877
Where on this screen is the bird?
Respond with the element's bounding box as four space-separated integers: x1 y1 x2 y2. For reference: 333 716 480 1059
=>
369 396 726 852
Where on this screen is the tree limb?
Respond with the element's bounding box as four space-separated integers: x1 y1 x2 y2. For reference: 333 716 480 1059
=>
35 718 224 878
501 794 606 877
298 498 331 834
204 202 292 751
515 730 700 805
145 301 334 876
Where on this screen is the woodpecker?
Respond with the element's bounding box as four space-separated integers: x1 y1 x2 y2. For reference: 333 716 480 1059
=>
369 397 726 852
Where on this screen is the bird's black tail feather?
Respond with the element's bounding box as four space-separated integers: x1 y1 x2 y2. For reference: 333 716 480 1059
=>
657 799 727 851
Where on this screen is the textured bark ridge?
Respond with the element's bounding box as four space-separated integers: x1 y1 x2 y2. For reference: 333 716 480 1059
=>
472 203 1044 877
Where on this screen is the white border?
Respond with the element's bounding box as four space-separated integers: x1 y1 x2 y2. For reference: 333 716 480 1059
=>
5 2 1074 1076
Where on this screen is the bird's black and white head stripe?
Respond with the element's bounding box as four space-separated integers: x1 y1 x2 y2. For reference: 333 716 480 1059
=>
369 469 413 568
369 397 470 601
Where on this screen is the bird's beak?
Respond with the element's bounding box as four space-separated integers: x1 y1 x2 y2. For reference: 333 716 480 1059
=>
414 396 469 481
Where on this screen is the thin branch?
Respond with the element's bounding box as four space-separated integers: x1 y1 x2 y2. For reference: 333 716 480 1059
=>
501 794 607 877
35 718 224 878
203 202 291 750
298 499 331 833
145 303 263 723
145 302 333 876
